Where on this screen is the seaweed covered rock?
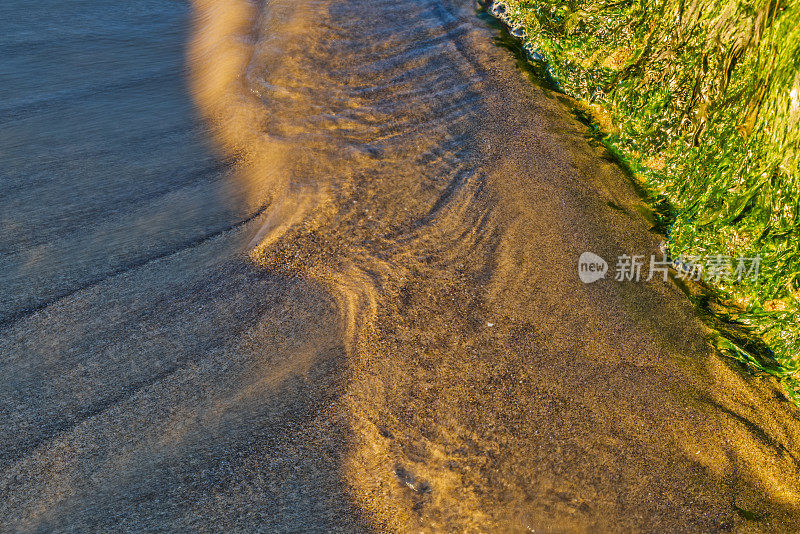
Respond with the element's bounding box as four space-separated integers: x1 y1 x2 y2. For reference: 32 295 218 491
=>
494 0 800 395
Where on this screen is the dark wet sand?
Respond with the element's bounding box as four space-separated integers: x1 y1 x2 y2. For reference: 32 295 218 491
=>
2 0 800 531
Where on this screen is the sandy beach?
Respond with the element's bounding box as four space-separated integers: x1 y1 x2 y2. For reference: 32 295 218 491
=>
2 0 799 531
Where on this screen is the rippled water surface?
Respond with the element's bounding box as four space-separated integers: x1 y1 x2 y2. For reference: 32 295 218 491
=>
0 0 254 322
2 0 799 531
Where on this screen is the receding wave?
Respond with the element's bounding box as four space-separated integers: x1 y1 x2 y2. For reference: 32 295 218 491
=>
188 0 800 530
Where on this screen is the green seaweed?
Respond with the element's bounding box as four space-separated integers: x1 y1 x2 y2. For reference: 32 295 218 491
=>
489 0 800 399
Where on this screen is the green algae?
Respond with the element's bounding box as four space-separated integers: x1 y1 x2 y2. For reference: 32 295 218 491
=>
485 0 800 399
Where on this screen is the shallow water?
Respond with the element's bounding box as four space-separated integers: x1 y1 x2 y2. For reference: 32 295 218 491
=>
2 0 800 531
0 0 254 324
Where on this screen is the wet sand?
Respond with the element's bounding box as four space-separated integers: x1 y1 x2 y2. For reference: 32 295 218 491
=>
2 0 800 531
